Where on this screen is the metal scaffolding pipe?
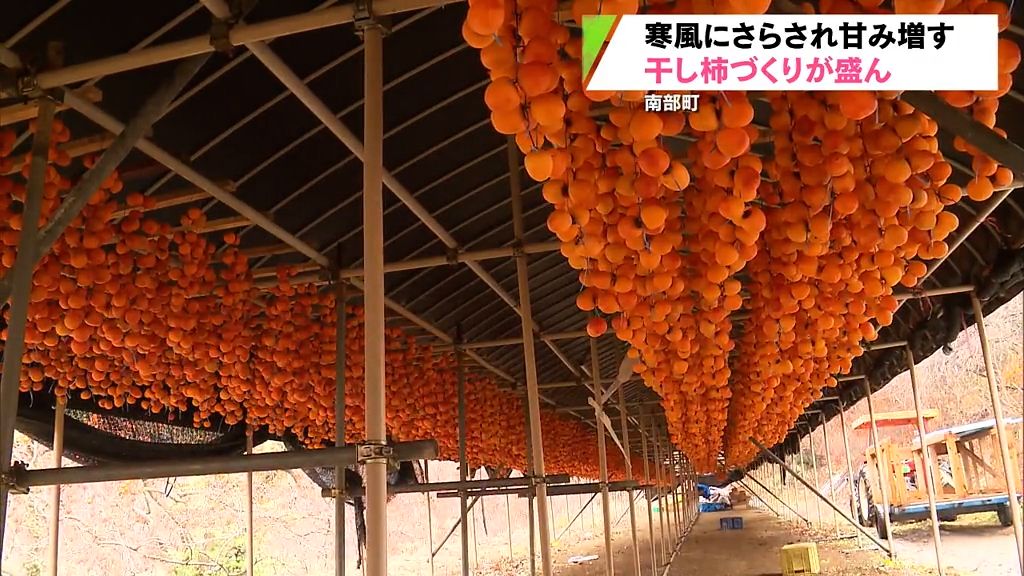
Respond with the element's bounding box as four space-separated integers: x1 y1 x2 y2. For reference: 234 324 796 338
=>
330 241 561 279
617 385 641 576
425 462 436 576
653 423 668 558
0 98 54 557
737 479 781 517
17 441 437 487
245 428 255 576
508 481 643 498
640 415 658 576
970 293 1024 575
556 493 598 540
328 474 572 498
745 468 810 524
820 414 840 537
509 140 553 576
432 496 483 558
456 335 470 576
24 0 454 89
590 339 614 576
48 398 66 576
359 23 388 576
64 93 328 266
893 284 974 301
864 380 897 557
334 280 347 576
905 345 946 575
750 440 892 553
838 400 860 539
0 55 212 306
432 330 588 352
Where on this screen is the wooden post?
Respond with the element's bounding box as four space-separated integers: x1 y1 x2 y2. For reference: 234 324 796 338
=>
971 292 1024 575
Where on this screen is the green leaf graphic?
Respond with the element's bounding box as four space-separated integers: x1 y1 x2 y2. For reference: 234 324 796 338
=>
582 15 617 81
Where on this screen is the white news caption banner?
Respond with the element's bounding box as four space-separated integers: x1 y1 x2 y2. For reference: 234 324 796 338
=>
586 15 999 92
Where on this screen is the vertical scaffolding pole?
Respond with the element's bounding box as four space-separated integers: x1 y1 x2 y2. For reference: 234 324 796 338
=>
668 448 680 537
675 455 687 530
805 430 819 525
906 345 946 575
334 280 347 576
524 396 537 575
820 414 840 537
616 386 641 575
361 23 388 576
456 332 470 576
471 504 479 572
506 493 513 561
838 401 858 536
652 422 667 562
508 139 552 576
589 339 614 576
246 426 255 576
640 416 658 576
426 461 436 576
0 98 54 553
864 379 896 558
971 293 1024 575
48 397 66 576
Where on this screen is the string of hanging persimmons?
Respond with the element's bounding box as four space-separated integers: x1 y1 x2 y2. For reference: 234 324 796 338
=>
0 0 1017 478
0 126 645 482
464 0 1018 473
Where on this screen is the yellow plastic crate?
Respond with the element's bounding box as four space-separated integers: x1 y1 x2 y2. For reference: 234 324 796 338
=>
781 542 820 576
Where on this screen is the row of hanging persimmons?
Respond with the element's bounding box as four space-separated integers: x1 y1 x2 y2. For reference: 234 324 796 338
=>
463 0 1018 472
0 123 657 482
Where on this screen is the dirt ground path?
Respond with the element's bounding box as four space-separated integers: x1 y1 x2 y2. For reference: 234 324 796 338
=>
889 514 1020 576
498 505 947 576
667 507 932 576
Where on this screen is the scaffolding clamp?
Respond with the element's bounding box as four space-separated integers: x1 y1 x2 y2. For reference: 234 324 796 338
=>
353 0 392 35
445 247 460 266
209 17 237 54
356 441 394 464
1 462 29 495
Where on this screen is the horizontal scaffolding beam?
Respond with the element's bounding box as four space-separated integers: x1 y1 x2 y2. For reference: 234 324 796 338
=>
863 340 908 352
1 133 115 176
893 284 974 300
431 480 647 498
13 440 438 487
322 473 572 498
432 330 589 351
0 86 102 126
250 241 562 281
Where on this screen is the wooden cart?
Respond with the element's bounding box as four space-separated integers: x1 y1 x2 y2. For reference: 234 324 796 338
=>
851 411 1023 538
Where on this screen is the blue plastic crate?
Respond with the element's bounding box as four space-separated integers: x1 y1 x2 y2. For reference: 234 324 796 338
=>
719 517 744 530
